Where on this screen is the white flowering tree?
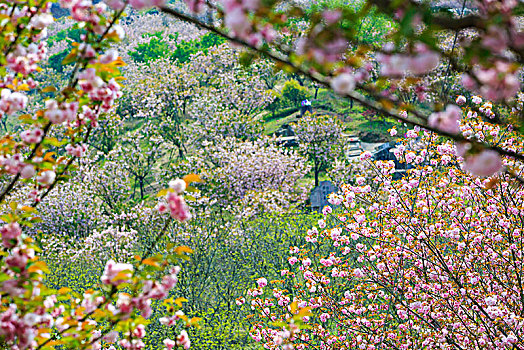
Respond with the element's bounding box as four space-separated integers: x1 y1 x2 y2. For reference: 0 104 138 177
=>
293 114 343 187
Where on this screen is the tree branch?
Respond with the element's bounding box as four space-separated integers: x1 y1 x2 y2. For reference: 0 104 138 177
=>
160 5 524 164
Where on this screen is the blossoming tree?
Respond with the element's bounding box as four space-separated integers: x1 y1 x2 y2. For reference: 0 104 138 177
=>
0 0 197 348
244 97 524 349
173 137 311 218
293 114 343 187
152 0 524 178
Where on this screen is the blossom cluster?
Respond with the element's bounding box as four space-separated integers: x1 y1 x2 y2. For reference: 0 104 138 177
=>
244 99 524 349
194 137 310 215
0 0 198 348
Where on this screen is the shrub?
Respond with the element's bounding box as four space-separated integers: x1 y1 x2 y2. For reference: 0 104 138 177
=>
172 33 226 64
281 79 309 108
129 31 172 63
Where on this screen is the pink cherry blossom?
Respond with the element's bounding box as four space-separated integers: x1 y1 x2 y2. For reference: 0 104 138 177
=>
128 0 165 10
428 104 462 134
257 277 268 288
322 10 342 25
224 6 250 37
331 73 356 95
20 128 43 144
456 95 466 105
176 330 191 349
462 149 503 177
184 0 205 12
164 339 176 350
37 170 56 185
0 89 28 116
101 260 134 286
19 164 35 179
165 192 191 222
0 223 22 249
168 179 186 194
482 26 508 54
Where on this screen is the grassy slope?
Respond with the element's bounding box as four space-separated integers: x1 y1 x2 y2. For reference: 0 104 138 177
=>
262 88 398 143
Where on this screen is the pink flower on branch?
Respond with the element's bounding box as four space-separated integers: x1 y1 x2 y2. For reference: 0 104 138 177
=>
158 178 192 222
101 260 134 286
0 223 22 249
176 330 191 349
331 73 356 95
378 45 440 77
456 143 503 177
428 104 462 134
165 192 191 222
456 95 466 105
128 0 166 10
463 61 520 102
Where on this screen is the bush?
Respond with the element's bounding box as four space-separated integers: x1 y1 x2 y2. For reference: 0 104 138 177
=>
47 49 70 72
46 27 82 72
265 89 283 118
129 32 172 63
172 33 226 64
281 79 309 108
129 32 227 64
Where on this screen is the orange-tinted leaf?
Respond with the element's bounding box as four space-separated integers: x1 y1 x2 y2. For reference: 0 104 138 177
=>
75 307 85 317
174 246 193 255
175 297 188 307
183 174 202 186
290 301 298 314
43 152 56 162
41 86 57 93
113 58 126 67
142 258 160 267
112 271 132 281
17 84 30 91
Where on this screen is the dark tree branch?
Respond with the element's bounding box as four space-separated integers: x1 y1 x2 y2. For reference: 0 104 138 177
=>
160 5 524 164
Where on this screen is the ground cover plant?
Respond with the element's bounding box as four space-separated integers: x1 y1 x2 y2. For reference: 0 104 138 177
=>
1 0 524 349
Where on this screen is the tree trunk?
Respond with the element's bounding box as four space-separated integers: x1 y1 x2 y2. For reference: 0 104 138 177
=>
314 161 319 187
132 177 137 199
